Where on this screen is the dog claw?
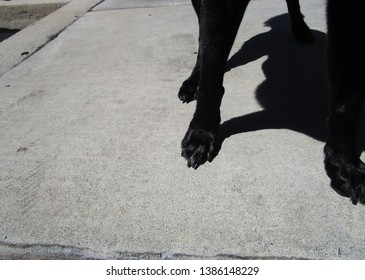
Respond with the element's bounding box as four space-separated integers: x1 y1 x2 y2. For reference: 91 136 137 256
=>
181 128 215 169
324 146 365 205
178 81 197 104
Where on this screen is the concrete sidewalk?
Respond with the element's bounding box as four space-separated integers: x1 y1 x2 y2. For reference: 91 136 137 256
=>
0 0 70 30
0 0 103 76
1 0 365 260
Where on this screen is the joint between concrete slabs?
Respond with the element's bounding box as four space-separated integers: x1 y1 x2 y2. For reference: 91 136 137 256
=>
91 0 191 12
0 240 307 260
0 0 104 77
90 4 190 13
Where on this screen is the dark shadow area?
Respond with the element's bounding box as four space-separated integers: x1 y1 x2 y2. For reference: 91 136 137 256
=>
213 14 330 157
0 28 20 43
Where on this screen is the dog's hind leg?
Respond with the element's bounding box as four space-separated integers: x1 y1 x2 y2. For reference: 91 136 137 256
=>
181 0 249 169
285 0 314 43
178 0 201 103
324 0 365 204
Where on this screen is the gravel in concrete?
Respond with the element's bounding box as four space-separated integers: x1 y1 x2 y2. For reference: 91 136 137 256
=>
1 0 365 260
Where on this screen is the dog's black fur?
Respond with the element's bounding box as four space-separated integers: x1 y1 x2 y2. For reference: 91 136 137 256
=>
324 1 365 204
179 0 365 204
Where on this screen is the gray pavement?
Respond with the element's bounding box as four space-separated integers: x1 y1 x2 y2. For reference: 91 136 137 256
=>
0 0 70 30
1 0 365 260
0 0 103 76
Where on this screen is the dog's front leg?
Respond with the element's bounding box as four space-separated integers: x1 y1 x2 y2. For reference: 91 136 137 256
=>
285 0 314 43
181 0 249 169
324 0 365 204
178 0 201 103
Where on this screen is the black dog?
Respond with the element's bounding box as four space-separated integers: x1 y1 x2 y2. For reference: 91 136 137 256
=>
324 1 365 205
179 0 365 204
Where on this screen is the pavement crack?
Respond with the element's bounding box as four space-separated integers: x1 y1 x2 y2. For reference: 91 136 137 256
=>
0 240 95 259
0 241 309 260
114 251 309 260
91 3 190 12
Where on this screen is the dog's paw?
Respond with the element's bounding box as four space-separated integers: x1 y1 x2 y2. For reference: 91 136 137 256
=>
291 24 314 44
178 80 197 103
324 146 365 205
181 128 215 169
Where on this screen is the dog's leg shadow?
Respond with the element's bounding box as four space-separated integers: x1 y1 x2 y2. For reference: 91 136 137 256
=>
211 110 280 160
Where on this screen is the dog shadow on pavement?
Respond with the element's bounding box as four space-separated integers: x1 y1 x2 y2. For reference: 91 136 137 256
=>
212 14 330 159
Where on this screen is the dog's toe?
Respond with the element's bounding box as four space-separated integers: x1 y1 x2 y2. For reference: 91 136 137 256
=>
178 80 197 103
292 25 315 44
181 128 215 169
325 146 365 205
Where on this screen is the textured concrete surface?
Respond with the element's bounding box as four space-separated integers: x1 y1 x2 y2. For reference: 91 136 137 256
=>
0 0 69 30
93 0 189 11
0 0 103 76
1 0 365 260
